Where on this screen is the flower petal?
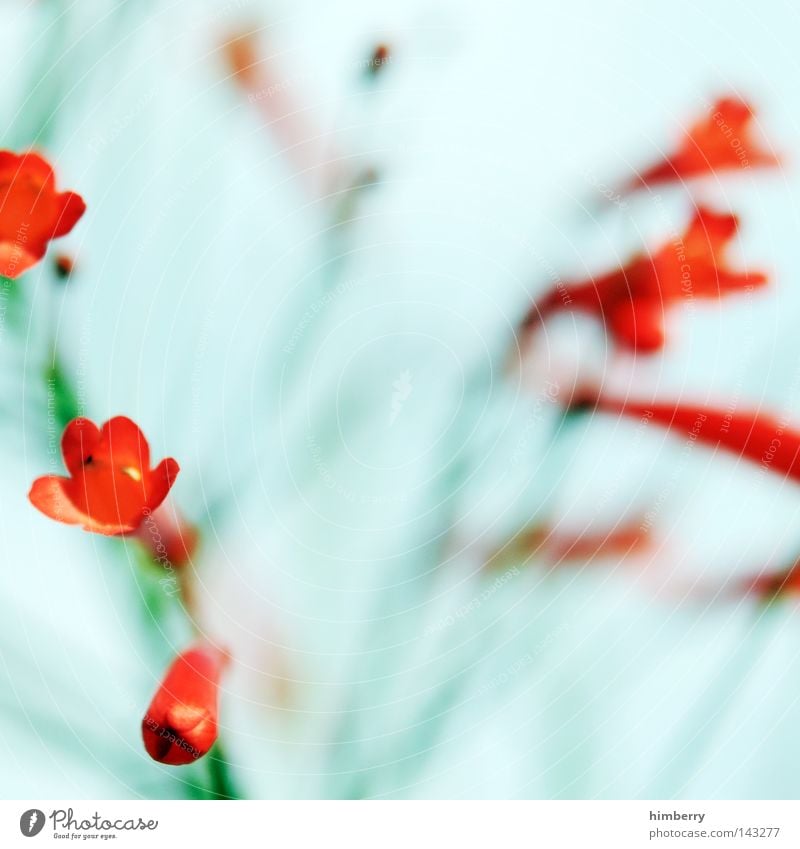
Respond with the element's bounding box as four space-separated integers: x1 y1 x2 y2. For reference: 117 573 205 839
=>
50 191 86 238
28 475 140 535
62 417 102 476
99 416 151 471
146 457 180 512
28 476 86 526
14 151 56 189
609 299 665 352
0 241 42 279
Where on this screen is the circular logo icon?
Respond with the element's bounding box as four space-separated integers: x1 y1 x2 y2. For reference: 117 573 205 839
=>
19 809 45 837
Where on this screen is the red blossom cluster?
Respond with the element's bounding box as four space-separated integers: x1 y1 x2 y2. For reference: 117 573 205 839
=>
516 97 800 600
7 151 227 768
520 97 777 354
571 393 800 599
28 410 223 762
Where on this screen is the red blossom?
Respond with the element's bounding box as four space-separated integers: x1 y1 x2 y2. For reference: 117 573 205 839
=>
142 643 228 766
28 416 179 536
589 396 800 484
526 206 766 352
630 96 780 189
0 151 85 279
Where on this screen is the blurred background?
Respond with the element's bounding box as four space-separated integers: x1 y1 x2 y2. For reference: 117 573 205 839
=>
3 0 800 799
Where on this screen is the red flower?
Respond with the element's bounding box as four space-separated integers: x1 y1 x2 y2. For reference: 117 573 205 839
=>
28 416 179 536
142 643 228 766
527 206 766 352
631 96 779 189
590 396 800 484
0 151 85 279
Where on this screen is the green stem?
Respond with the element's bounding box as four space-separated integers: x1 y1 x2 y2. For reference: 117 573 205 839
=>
205 741 238 800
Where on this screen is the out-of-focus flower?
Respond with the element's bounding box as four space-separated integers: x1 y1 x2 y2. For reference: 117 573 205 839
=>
486 521 649 571
222 29 262 90
142 643 228 766
28 417 179 536
741 562 800 600
525 206 766 352
588 396 800 483
629 96 780 189
0 151 85 279
220 28 346 195
365 43 391 77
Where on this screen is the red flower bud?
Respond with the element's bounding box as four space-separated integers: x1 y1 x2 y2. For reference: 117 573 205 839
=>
53 252 76 279
0 151 85 279
366 43 391 77
28 416 179 536
528 206 766 352
142 643 228 766
631 96 780 189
